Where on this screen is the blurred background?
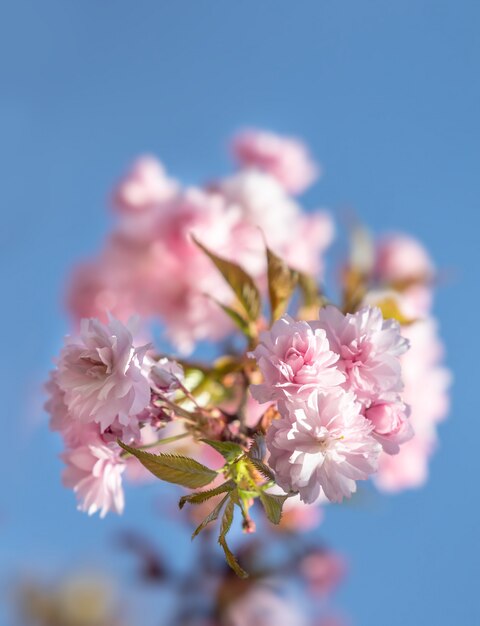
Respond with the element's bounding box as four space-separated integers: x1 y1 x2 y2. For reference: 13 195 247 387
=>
1 1 479 624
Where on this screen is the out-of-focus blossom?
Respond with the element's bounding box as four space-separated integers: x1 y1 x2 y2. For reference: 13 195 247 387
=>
278 494 325 532
55 317 151 433
317 306 409 406
62 433 126 518
375 234 434 285
68 148 335 353
375 318 451 491
232 128 319 195
66 259 138 325
250 316 344 403
267 390 381 503
281 211 335 277
219 170 301 256
374 436 433 492
225 585 309 626
112 155 178 214
299 549 347 597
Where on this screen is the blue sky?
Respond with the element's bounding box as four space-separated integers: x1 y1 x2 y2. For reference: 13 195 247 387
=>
1 1 479 624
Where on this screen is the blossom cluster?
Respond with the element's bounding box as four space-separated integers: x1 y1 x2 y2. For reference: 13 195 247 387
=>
46 317 186 517
252 305 411 503
45 128 450 575
68 129 332 353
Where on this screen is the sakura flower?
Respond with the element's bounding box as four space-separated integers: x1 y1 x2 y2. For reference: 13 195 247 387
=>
112 155 178 214
374 436 433 492
219 170 299 253
365 394 413 454
281 211 335 277
62 433 126 518
45 371 96 448
267 390 381 503
317 305 409 405
375 233 434 285
250 315 345 403
149 357 185 398
225 585 309 626
375 318 451 491
299 549 347 597
231 128 319 195
56 317 151 433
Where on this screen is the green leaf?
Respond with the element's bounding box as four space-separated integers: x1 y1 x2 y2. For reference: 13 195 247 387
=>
192 235 261 321
192 493 230 539
247 433 266 461
258 492 290 525
200 439 244 463
297 272 322 308
218 500 248 578
179 481 235 509
247 457 275 483
266 246 298 320
208 298 252 337
118 442 218 488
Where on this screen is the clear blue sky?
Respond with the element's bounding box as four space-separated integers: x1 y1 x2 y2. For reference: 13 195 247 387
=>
1 1 479 624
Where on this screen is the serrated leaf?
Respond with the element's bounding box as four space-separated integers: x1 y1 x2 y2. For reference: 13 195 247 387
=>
200 439 244 462
266 247 298 320
192 235 261 321
218 500 248 578
179 480 235 509
192 493 230 539
118 442 217 488
247 433 266 461
258 492 289 525
247 457 275 483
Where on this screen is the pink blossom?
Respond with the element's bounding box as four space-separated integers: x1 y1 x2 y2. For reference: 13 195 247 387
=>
45 371 100 447
219 170 300 254
143 188 243 352
375 234 434 284
362 287 433 321
365 394 413 454
219 170 334 280
225 585 308 626
374 436 433 492
282 211 335 276
375 318 451 491
66 260 136 325
232 129 319 194
279 494 325 532
250 315 345 403
148 357 184 397
299 549 347 597
317 305 409 405
62 433 126 518
56 317 151 433
267 390 381 503
68 160 335 353
112 155 177 214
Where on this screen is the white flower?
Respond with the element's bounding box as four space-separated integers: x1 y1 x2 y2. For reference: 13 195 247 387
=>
267 389 381 503
62 434 126 518
56 317 151 432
